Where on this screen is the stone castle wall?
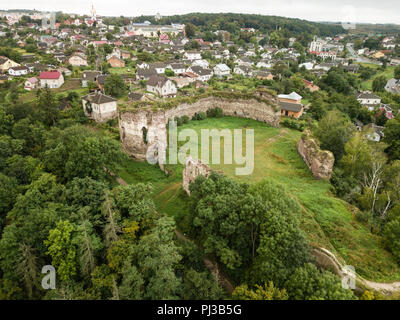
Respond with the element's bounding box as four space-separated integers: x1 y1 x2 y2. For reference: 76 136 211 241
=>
182 157 212 195
119 96 281 161
297 131 335 180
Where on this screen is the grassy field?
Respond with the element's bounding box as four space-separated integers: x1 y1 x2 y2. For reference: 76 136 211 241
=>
108 67 135 76
18 79 89 103
115 116 400 282
357 63 395 91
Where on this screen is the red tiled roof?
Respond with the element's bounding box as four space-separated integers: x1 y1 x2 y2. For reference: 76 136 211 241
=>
39 71 61 79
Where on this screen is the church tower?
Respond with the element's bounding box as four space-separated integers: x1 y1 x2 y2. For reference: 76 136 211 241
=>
91 4 96 21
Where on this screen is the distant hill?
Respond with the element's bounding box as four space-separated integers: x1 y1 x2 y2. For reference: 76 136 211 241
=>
132 12 346 37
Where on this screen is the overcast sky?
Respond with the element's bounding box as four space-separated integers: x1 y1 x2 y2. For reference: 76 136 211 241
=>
2 0 400 24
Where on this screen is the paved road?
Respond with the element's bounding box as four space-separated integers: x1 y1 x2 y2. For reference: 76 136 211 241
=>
346 44 382 65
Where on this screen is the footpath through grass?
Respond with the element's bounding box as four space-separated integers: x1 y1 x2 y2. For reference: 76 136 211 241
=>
116 116 400 282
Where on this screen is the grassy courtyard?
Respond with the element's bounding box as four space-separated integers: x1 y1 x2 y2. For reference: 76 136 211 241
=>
116 116 400 282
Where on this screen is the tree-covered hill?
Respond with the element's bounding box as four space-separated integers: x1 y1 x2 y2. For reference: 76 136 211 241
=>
132 12 345 37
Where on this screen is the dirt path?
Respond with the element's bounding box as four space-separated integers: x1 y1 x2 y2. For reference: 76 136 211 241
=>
116 177 127 186
316 247 400 294
114 171 400 294
293 194 400 294
255 128 288 155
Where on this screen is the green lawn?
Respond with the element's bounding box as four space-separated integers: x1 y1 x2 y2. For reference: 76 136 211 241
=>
115 116 400 282
109 67 135 76
18 79 89 103
357 63 395 91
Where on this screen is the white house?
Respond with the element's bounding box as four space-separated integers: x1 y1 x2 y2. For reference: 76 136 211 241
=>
385 79 400 94
235 57 253 66
213 64 231 78
68 53 88 67
234 65 253 77
8 66 29 76
149 62 167 74
81 92 117 123
137 61 150 69
187 66 213 82
39 71 64 88
184 51 202 60
191 59 209 69
256 60 272 69
357 92 381 107
24 77 38 91
146 75 177 97
299 62 315 70
167 63 186 74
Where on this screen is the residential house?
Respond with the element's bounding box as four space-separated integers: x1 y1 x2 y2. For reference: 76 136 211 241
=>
39 71 64 88
58 67 72 77
81 71 102 87
235 57 253 67
299 62 315 70
137 61 150 69
82 92 117 123
171 73 197 88
390 58 400 66
128 92 147 101
213 64 231 78
385 79 400 94
278 92 302 104
278 92 304 119
0 56 20 71
303 79 320 92
256 60 272 69
187 66 213 82
234 65 253 77
191 59 209 69
149 62 167 74
167 63 186 74
146 75 177 97
24 77 38 90
8 66 29 76
184 51 202 60
0 75 11 83
364 123 385 142
373 51 385 59
254 70 274 80
121 50 131 59
357 92 381 110
136 67 157 81
107 56 125 68
68 53 88 67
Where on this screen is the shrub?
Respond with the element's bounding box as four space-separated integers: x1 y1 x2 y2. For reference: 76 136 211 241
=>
206 107 223 118
181 115 190 124
281 118 306 131
174 116 184 126
192 112 207 121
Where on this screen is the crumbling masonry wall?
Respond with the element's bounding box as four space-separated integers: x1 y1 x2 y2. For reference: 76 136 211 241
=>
119 96 281 162
297 131 335 180
182 157 212 195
